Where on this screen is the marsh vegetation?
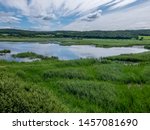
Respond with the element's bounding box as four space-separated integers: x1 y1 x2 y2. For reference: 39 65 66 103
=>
0 51 150 112
12 52 46 59
0 49 11 54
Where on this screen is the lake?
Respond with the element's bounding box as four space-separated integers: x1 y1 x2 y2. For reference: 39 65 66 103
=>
0 42 149 62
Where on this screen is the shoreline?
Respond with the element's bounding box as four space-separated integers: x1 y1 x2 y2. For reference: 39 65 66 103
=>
0 37 150 48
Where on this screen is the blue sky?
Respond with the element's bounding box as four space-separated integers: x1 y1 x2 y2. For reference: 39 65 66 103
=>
0 0 150 31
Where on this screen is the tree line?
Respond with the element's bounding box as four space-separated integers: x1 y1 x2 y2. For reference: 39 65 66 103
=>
0 29 150 39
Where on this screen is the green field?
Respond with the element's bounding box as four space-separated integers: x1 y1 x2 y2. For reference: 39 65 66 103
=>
139 36 150 40
0 51 150 112
0 37 150 47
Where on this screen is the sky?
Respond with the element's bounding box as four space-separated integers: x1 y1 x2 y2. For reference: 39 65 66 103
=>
0 0 150 31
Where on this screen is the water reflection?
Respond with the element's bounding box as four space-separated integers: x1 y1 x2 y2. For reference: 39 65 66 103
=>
0 42 149 62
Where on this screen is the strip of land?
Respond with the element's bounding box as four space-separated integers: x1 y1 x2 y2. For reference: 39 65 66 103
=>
0 37 150 48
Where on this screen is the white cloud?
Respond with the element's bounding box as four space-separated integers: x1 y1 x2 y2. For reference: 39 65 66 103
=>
109 0 138 10
28 0 112 20
0 0 149 30
81 10 102 22
0 0 29 14
63 1 150 30
0 0 137 19
0 12 21 23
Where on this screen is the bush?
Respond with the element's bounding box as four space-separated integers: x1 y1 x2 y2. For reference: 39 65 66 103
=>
0 73 68 113
0 49 11 54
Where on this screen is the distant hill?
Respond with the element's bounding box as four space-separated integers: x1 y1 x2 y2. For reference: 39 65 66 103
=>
0 29 150 39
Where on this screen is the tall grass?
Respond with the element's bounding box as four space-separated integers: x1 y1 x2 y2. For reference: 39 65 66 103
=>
106 51 150 62
0 51 150 112
43 69 93 80
0 72 68 113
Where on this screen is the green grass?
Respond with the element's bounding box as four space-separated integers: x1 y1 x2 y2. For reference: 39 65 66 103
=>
139 36 150 40
0 72 68 113
106 51 150 62
57 38 150 47
0 49 11 54
12 52 45 59
12 52 58 60
0 51 150 112
0 37 150 47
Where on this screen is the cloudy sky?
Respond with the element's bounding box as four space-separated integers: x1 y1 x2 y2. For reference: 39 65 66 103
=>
0 0 150 31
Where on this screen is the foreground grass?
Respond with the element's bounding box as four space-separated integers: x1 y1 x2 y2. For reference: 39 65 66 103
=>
0 51 150 112
0 37 150 47
0 74 68 113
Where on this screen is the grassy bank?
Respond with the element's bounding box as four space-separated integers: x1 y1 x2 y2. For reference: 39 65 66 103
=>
0 37 150 47
0 51 150 112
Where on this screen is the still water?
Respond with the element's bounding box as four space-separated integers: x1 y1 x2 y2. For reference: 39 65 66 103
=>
0 42 149 62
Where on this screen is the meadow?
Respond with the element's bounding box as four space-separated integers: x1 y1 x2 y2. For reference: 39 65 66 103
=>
139 36 150 40
0 50 150 112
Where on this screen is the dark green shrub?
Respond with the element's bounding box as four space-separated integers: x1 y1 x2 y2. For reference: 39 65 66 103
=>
0 73 68 113
0 49 11 53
